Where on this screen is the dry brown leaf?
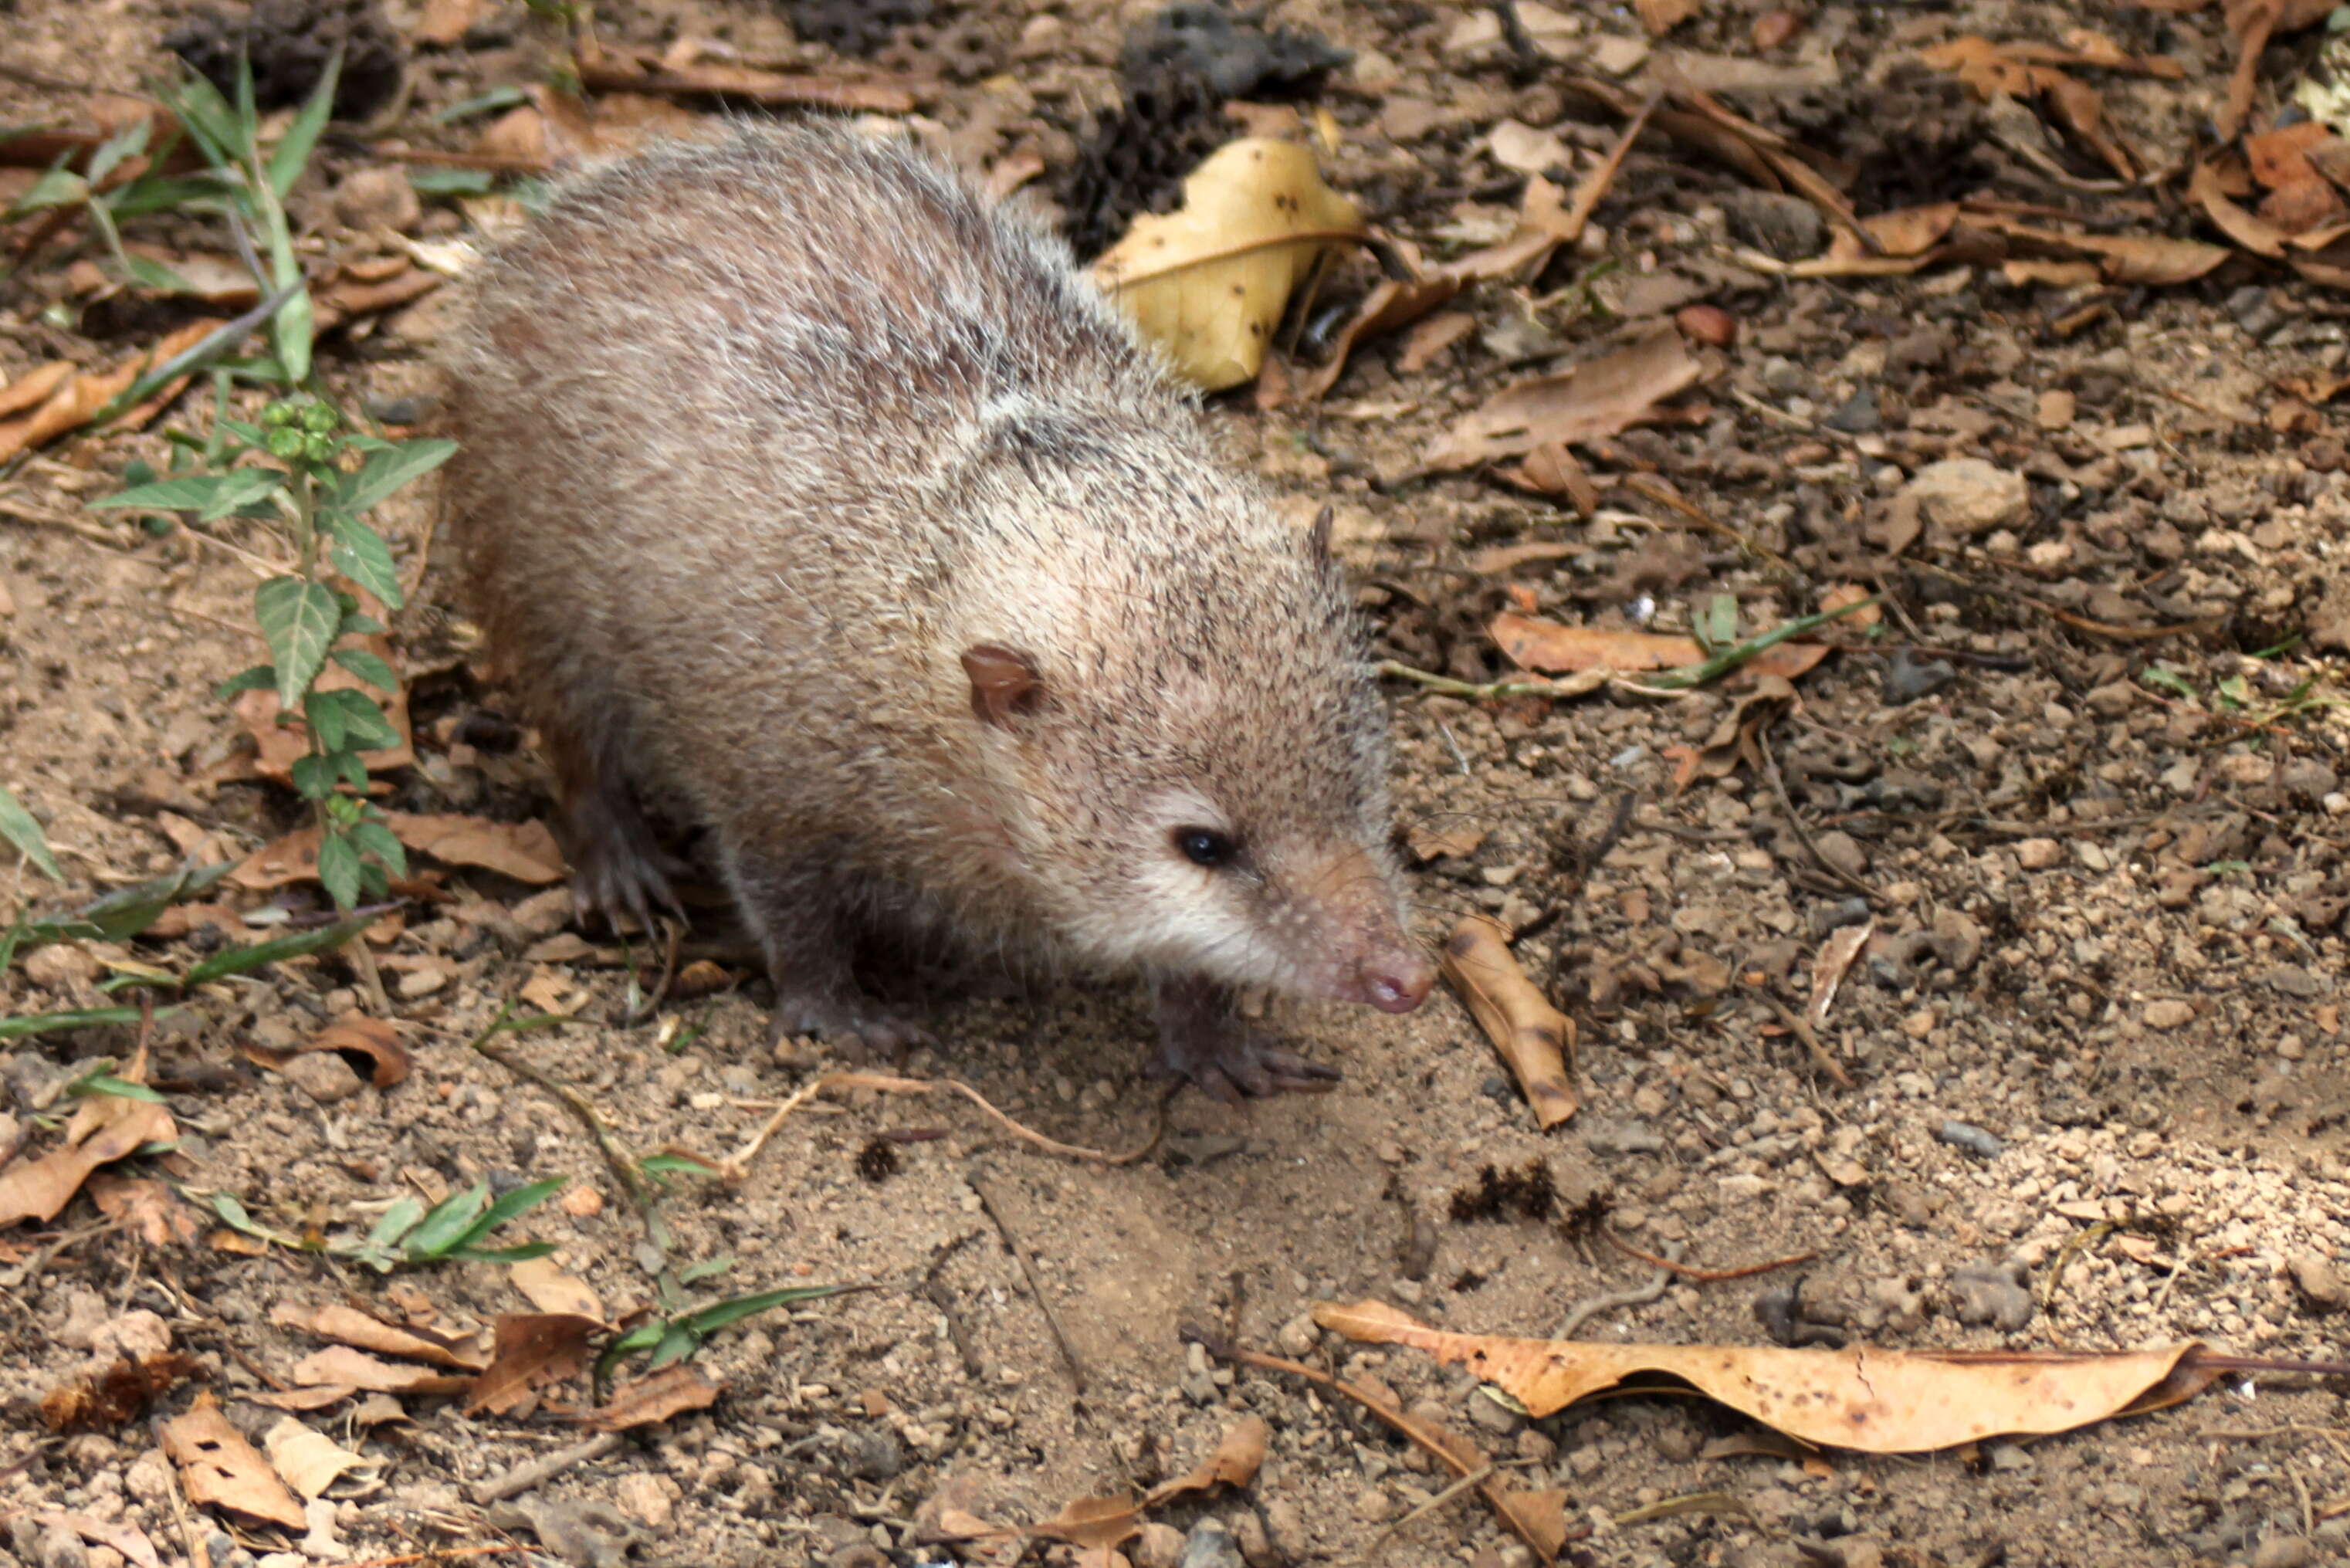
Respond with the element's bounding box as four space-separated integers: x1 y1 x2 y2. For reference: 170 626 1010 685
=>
1315 1298 2232 1454
384 811 567 883
1095 138 1365 391
1142 1417 1268 1508
1490 612 1830 683
160 1391 306 1530
0 1092 178 1228
2003 258 2104 286
1635 0 1700 33
0 319 224 462
288 1345 470 1395
1807 921 1874 1032
86 1173 202 1246
1830 202 1959 260
1817 583 1881 630
1661 677 1794 793
1441 916 1578 1128
40 1354 201 1433
273 1301 491 1370
466 1312 601 1416
242 1384 357 1411
245 1014 412 1089
1031 1497 1146 1551
1427 329 1702 469
511 1256 606 1321
1496 442 1602 514
1407 825 1488 862
1963 215 2230 284
234 811 565 892
0 361 75 419
1397 310 1478 373
25 1516 161 1568
262 1416 370 1499
2192 157 2289 256
579 1364 723 1431
413 0 490 45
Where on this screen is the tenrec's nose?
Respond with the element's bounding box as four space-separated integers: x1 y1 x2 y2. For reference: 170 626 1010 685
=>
1360 954 1434 1014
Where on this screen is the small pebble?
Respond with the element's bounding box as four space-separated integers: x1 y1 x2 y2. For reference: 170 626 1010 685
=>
1935 1120 2004 1160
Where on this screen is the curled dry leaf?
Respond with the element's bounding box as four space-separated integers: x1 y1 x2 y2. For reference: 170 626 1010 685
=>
235 811 567 891
25 1516 160 1568
579 1364 723 1432
2192 157 2290 257
1441 916 1577 1129
1807 922 1874 1033
1968 214 2230 285
0 1092 178 1228
160 1391 307 1531
511 1255 606 1320
1093 137 1366 391
575 37 923 113
465 1312 602 1417
1491 613 1830 683
246 1014 411 1089
41 1353 201 1434
0 319 225 462
1661 676 1796 794
289 1345 470 1396
87 1173 203 1247
1427 328 1703 469
273 1300 491 1370
262 1416 371 1499
1142 1416 1269 1506
1030 1497 1143 1551
1313 1298 2234 1454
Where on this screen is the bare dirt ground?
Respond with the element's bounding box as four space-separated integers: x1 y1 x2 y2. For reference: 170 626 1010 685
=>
5 1 2350 1566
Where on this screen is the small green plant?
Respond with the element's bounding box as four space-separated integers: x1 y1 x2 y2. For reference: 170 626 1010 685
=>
75 52 457 912
598 1282 862 1377
208 1175 566 1272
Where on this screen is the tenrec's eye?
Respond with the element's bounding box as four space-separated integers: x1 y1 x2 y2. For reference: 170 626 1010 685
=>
1174 827 1238 868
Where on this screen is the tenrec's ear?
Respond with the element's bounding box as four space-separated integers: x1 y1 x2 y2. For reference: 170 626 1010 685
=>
963 644 1047 726
1305 503 1334 565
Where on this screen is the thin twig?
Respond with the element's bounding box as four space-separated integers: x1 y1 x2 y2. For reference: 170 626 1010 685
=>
1756 987 1856 1090
967 1159 1089 1396
1560 1243 1678 1338
1756 726 1876 903
1602 1228 1816 1282
469 1035 651 1211
714 1069 1167 1180
468 1434 627 1505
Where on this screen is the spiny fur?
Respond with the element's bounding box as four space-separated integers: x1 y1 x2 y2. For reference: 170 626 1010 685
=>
441 126 1410 1009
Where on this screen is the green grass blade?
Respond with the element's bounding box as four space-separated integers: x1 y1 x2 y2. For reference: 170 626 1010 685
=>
0 784 60 880
0 1008 155 1041
179 912 373 986
268 49 341 199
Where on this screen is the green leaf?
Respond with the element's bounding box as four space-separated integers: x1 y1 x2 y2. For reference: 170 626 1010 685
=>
452 1177 564 1252
268 49 342 200
84 119 152 185
253 577 339 709
2139 666 2198 700
323 516 403 611
290 753 340 800
316 832 362 911
330 646 399 691
407 167 496 195
92 473 242 512
363 1195 426 1253
3 166 90 218
350 817 407 877
104 174 224 219
52 860 237 943
208 1192 305 1248
670 1283 857 1339
161 66 242 169
121 252 204 295
215 663 277 701
339 439 458 519
303 689 350 753
404 1181 490 1259
430 86 530 124
313 689 400 750
648 1323 699 1369
180 912 373 986
638 1153 717 1177
676 1254 736 1285
67 1072 168 1103
0 1007 154 1041
197 466 285 522
449 1241 558 1263
0 784 61 880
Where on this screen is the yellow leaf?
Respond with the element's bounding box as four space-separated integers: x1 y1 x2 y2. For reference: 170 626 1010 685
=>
1092 138 1363 391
